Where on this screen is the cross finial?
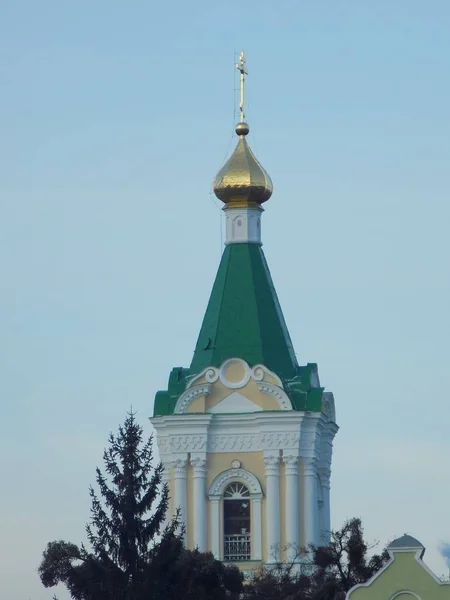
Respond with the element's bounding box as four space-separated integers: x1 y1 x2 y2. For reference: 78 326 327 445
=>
236 51 248 123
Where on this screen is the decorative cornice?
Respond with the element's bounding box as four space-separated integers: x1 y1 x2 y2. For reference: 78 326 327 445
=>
322 392 337 423
152 413 333 475
174 384 211 414
187 358 283 390
257 382 292 410
208 467 263 497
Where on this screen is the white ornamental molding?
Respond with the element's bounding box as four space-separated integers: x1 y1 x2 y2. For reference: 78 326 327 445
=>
302 456 317 477
318 467 332 487
187 358 283 390
190 457 207 476
207 431 301 453
174 384 211 414
168 435 207 453
208 433 260 452
156 427 325 457
157 437 170 456
282 454 299 476
260 431 301 449
171 458 188 478
322 392 336 423
264 455 280 475
257 383 292 410
208 468 263 497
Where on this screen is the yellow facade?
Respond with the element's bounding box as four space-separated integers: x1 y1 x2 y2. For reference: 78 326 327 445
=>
347 538 450 600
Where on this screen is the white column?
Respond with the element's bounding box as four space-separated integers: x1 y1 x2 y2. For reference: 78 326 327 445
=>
283 454 299 561
191 457 207 551
319 469 331 544
264 455 280 562
172 458 188 542
303 458 319 548
252 494 263 560
210 496 220 558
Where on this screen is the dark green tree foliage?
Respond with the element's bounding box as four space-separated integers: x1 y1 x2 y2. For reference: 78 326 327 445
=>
310 518 390 593
39 411 242 600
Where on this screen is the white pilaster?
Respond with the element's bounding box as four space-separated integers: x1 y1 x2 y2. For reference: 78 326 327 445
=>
191 457 207 551
172 457 188 541
224 206 263 245
210 496 220 558
283 454 299 561
264 454 280 562
319 468 331 544
252 494 263 560
303 458 319 548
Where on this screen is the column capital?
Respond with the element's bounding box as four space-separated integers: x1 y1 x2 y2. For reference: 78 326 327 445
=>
171 458 188 478
283 454 299 475
264 455 280 476
303 457 317 478
319 468 332 489
191 457 207 477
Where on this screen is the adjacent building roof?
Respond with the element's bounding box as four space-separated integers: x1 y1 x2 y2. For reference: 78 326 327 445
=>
388 534 424 549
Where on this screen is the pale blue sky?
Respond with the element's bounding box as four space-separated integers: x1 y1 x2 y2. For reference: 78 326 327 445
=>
1 1 450 598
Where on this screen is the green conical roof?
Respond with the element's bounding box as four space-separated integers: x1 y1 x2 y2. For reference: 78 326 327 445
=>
190 243 298 379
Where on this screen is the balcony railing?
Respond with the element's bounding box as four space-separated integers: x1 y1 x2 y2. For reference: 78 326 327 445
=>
224 533 251 561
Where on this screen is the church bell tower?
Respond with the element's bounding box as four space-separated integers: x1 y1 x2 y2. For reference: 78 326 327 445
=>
151 53 338 568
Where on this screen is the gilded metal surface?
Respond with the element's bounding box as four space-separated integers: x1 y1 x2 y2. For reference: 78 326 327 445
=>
236 51 248 123
213 129 273 206
213 52 273 206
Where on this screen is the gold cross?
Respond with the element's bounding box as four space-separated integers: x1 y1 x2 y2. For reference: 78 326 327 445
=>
236 51 248 123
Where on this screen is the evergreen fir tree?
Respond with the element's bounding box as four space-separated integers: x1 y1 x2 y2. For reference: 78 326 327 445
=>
38 411 242 600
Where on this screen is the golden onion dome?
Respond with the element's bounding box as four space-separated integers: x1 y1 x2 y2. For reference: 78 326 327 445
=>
213 122 273 207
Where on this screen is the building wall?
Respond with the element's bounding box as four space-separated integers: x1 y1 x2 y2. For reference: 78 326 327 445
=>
348 551 450 599
152 358 338 569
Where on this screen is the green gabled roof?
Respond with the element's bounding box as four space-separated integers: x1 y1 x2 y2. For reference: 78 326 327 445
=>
190 243 298 379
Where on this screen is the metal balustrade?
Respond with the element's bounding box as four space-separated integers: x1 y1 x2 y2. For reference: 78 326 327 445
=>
224 533 251 561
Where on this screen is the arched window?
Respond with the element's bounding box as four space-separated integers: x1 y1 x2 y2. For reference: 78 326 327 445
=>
208 467 263 561
223 483 251 560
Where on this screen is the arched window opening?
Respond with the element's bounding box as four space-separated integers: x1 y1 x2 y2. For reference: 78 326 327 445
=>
223 483 251 561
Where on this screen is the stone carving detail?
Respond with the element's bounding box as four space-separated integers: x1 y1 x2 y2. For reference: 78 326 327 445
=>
167 435 207 453
283 454 299 475
322 392 336 422
171 458 188 478
174 385 211 414
264 455 280 475
158 437 170 455
260 432 300 449
208 433 260 452
258 383 292 410
209 468 263 497
302 456 317 477
187 358 283 391
190 457 207 476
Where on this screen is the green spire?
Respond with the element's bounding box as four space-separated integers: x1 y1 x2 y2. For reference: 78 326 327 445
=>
190 244 298 379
